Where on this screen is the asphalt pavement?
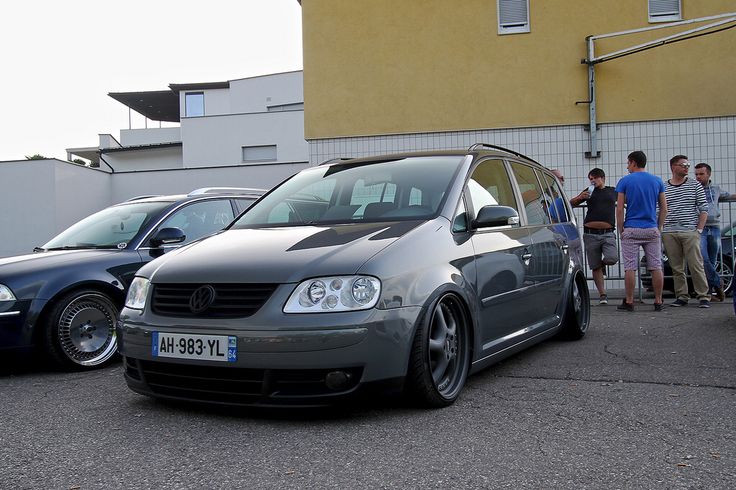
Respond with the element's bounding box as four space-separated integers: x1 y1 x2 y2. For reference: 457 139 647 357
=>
1 298 734 489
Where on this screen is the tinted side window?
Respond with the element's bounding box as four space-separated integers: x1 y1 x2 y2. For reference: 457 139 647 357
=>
541 172 569 223
466 159 518 215
510 162 551 226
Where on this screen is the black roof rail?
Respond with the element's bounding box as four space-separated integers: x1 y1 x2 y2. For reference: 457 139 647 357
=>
467 143 541 165
318 157 354 166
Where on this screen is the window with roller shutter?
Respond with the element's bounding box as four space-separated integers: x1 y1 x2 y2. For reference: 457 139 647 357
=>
649 0 682 23
497 0 530 35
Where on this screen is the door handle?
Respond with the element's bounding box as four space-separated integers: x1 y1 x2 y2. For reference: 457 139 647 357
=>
561 244 569 252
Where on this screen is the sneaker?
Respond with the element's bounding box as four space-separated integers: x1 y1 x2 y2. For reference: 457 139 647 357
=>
617 300 634 312
654 302 664 312
599 294 608 305
699 300 711 308
670 299 688 307
713 287 725 302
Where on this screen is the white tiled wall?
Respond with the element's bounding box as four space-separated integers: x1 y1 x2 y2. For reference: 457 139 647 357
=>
308 116 736 201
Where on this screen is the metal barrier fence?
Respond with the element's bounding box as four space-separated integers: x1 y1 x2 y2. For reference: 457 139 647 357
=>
570 199 736 300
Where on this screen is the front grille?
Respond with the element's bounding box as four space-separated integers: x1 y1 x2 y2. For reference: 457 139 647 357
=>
133 359 362 405
151 283 277 318
140 359 264 404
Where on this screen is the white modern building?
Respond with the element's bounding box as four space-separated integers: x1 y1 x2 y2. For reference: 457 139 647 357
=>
0 71 309 258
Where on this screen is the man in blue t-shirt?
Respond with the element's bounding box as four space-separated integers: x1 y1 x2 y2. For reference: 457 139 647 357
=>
615 150 668 312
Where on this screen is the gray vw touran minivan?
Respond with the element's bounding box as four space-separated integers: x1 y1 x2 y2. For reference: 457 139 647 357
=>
118 145 590 408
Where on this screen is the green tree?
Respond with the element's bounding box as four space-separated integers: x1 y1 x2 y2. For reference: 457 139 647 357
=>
25 154 48 160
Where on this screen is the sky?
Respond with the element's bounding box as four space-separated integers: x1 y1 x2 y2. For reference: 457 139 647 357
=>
0 0 303 161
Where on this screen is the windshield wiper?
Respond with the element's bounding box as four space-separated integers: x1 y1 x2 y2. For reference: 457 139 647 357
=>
33 246 45 252
44 245 120 251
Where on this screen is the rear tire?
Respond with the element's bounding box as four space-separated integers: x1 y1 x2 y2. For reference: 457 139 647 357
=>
406 293 471 408
43 290 119 370
559 272 590 340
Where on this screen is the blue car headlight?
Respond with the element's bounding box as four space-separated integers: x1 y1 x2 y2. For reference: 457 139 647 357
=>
0 284 16 302
284 276 381 313
125 277 151 310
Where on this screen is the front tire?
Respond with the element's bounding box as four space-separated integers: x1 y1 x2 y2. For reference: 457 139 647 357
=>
43 290 119 370
559 272 590 340
407 293 471 408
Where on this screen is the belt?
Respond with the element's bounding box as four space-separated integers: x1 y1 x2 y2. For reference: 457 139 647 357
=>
584 227 614 235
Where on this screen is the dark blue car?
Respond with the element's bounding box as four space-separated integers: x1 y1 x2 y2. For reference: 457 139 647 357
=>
0 188 262 370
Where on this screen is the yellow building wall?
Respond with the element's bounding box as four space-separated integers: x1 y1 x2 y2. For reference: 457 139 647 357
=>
302 0 736 139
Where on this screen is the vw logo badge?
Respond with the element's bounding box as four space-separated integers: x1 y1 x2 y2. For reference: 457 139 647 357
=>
189 285 216 314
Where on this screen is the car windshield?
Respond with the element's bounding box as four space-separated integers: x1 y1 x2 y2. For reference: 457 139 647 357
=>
42 201 173 250
231 156 464 228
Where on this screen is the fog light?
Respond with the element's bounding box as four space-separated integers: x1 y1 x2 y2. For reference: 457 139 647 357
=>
325 371 351 391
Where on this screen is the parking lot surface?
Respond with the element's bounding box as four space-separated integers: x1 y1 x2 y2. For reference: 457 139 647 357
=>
1 300 734 489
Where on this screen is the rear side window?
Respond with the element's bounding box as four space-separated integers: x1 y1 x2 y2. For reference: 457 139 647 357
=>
510 162 550 226
540 172 569 223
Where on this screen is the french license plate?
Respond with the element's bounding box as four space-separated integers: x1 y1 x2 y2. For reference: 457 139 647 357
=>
152 332 237 362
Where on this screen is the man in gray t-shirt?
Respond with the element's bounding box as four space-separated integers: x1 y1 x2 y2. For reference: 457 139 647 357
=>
663 155 709 308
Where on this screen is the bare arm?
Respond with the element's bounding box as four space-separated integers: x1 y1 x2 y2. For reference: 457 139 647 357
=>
570 190 591 207
616 192 625 235
657 192 667 230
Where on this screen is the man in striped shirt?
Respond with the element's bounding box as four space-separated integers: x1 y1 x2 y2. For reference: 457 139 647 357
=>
663 155 710 308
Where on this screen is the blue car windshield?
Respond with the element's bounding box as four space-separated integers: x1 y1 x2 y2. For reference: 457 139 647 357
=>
231 156 464 228
42 201 172 250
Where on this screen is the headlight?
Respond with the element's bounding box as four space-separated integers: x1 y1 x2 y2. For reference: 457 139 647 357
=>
125 277 151 310
0 284 16 302
284 276 381 313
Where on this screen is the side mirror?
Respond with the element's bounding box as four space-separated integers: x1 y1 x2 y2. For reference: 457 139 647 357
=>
149 227 186 248
471 205 520 229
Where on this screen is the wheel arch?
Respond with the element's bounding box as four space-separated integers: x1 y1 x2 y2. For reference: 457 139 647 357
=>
410 283 476 367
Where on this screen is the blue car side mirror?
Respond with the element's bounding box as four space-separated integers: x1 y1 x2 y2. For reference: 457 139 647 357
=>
149 227 186 247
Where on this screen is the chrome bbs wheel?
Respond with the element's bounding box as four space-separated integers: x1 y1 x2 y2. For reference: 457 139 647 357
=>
46 291 119 369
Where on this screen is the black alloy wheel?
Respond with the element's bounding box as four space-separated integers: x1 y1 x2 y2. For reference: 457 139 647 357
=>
44 290 119 370
407 293 470 407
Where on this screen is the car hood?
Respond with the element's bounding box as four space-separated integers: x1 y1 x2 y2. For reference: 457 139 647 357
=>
0 249 122 279
144 221 425 284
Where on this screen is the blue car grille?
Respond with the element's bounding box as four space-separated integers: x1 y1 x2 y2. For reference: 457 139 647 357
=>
151 283 278 318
